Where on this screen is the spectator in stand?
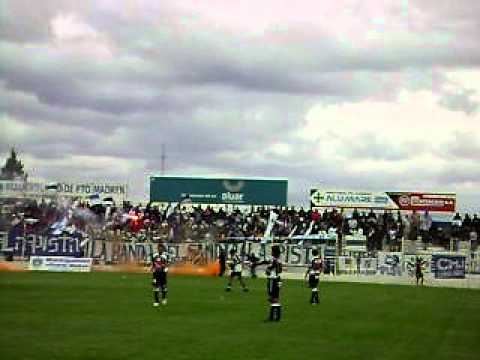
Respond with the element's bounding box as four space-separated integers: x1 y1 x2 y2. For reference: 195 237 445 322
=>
469 227 478 251
2 196 480 253
462 213 472 241
451 213 463 251
472 214 480 233
420 210 432 247
311 209 321 222
409 210 420 240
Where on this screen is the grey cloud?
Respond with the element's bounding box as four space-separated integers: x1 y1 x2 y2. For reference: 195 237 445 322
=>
0 0 54 42
441 132 480 161
438 87 479 115
337 133 426 161
435 165 480 186
1 0 480 209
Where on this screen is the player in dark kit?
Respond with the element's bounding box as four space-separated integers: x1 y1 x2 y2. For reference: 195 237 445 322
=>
226 249 249 292
305 249 323 305
415 257 424 286
265 245 283 321
151 253 168 306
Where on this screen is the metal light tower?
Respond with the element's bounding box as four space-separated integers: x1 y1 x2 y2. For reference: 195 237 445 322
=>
161 144 166 175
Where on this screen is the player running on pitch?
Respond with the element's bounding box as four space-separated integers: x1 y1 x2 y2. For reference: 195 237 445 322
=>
305 248 323 305
151 252 169 306
264 245 283 321
225 248 249 292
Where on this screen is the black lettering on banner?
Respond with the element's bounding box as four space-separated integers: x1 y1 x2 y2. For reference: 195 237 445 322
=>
167 245 179 260
134 244 146 261
305 247 312 265
89 239 97 258
60 235 69 254
244 242 252 257
70 238 79 254
259 243 267 261
239 240 248 257
278 244 286 259
284 245 290 263
31 235 42 255
126 243 136 260
48 238 59 254
147 243 154 259
215 243 226 258
97 241 107 260
290 245 301 265
23 235 33 255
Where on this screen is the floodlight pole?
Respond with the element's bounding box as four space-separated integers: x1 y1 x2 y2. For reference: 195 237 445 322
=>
161 144 166 176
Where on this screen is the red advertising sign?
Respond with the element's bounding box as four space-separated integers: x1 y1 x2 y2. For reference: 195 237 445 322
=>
388 193 456 212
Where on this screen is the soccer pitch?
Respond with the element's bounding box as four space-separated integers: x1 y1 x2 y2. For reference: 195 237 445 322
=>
1 272 479 360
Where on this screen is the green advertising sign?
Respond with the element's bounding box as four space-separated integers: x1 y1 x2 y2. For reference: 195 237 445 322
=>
150 176 288 206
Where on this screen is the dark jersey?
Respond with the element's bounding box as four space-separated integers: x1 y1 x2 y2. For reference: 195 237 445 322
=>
308 256 323 275
415 261 423 277
307 256 322 288
266 257 283 302
152 256 168 285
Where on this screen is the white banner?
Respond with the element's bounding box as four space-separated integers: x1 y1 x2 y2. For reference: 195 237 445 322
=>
0 180 127 203
337 256 355 273
403 254 432 275
29 256 93 272
361 257 378 274
470 252 480 274
377 252 403 276
0 181 45 198
56 182 127 203
310 190 396 209
343 234 367 252
337 256 377 274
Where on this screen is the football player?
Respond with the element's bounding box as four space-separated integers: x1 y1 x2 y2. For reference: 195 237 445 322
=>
226 248 249 292
265 245 283 321
415 257 425 286
305 248 323 305
151 252 168 306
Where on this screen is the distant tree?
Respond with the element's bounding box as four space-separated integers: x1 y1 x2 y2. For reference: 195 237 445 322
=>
1 148 27 180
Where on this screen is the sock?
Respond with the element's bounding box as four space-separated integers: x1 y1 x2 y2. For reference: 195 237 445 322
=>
275 305 282 321
270 304 281 321
154 290 159 303
162 287 168 299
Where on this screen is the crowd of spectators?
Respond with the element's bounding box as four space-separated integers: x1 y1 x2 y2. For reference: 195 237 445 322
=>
0 197 479 251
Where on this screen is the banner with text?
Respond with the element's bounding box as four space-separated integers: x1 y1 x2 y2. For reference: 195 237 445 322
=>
0 180 127 203
85 239 329 267
404 254 432 275
150 176 287 206
6 232 85 258
377 252 403 276
29 256 93 272
431 254 466 279
310 189 456 213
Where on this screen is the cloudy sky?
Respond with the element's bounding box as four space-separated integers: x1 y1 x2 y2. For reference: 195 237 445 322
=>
1 0 479 211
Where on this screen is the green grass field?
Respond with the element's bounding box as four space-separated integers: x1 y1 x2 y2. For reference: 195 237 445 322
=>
0 272 479 360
